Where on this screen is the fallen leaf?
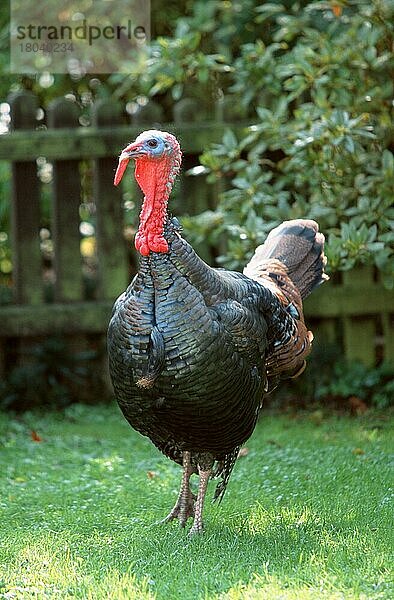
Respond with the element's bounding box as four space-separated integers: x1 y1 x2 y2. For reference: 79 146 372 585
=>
309 410 324 426
31 430 42 442
266 439 283 448
352 448 365 455
332 3 342 17
238 447 249 458
323 432 337 441
348 396 368 416
147 470 157 479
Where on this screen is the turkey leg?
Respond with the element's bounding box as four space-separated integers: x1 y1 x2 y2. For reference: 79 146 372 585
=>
161 451 196 527
189 466 211 536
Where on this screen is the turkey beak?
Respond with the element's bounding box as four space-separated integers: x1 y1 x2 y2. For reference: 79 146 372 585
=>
113 142 144 186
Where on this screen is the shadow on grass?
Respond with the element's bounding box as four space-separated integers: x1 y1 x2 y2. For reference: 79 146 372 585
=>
2 407 391 599
4 481 389 599
26 498 381 599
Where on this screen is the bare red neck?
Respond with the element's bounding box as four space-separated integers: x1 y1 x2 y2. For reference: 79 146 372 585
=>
134 156 178 256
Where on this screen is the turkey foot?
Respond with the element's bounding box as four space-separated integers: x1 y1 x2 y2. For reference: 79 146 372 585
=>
161 451 196 527
188 467 211 536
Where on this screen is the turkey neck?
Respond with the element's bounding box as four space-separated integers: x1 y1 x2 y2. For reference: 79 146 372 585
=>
134 155 178 256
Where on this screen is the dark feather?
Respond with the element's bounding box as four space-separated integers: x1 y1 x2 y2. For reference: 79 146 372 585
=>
109 216 328 503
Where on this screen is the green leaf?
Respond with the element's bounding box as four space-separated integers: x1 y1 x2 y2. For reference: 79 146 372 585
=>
171 83 183 101
382 150 394 175
344 137 355 153
222 129 238 150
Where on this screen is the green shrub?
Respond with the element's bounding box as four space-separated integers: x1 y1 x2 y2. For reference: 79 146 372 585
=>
108 0 394 283
182 1 394 285
0 338 103 411
315 360 394 409
2 2 393 284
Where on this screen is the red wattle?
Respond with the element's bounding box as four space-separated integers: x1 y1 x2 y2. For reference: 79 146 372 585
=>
135 231 168 256
135 232 150 256
133 157 172 256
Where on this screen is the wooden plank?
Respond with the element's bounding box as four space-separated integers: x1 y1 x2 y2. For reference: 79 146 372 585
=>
382 312 394 364
0 339 5 380
174 97 214 263
309 318 337 346
342 265 374 286
0 301 113 336
174 98 209 217
343 316 376 365
377 270 394 364
0 123 251 161
132 99 165 125
342 268 376 366
48 98 83 302
303 283 394 317
92 100 129 300
8 91 43 305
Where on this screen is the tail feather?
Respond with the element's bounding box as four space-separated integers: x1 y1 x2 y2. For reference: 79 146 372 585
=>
245 219 328 299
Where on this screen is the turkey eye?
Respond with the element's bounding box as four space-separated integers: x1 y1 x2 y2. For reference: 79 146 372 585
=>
147 139 158 148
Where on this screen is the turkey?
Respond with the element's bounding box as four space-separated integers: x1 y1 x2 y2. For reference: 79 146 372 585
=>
108 129 328 535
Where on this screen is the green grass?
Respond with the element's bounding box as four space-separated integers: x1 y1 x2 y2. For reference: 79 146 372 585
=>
0 404 392 600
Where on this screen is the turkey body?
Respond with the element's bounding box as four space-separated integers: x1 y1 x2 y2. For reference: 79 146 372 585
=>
108 223 273 471
108 129 327 533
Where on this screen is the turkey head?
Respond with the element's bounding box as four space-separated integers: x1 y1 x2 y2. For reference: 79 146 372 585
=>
114 130 182 256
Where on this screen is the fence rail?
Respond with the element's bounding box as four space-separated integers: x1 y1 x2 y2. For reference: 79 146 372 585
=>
0 123 250 161
0 91 393 388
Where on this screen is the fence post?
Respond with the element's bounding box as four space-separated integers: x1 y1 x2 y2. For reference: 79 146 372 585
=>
173 98 213 263
91 99 129 299
381 312 394 364
173 97 211 216
47 98 83 302
342 267 376 366
379 270 394 364
132 99 164 125
8 90 42 305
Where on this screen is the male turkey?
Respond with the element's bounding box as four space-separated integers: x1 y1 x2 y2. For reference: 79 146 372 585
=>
108 130 328 534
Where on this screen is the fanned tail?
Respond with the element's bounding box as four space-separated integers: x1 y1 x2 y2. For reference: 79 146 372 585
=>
244 219 328 300
244 219 328 390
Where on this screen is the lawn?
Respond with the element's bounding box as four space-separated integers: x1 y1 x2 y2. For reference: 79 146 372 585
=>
0 404 392 600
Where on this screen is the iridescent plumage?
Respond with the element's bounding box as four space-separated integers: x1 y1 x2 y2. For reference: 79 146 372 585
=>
108 131 328 534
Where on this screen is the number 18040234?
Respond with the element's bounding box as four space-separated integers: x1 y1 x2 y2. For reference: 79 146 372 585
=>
19 42 75 53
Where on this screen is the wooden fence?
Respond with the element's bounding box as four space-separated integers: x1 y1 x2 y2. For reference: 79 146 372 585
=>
0 91 393 389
